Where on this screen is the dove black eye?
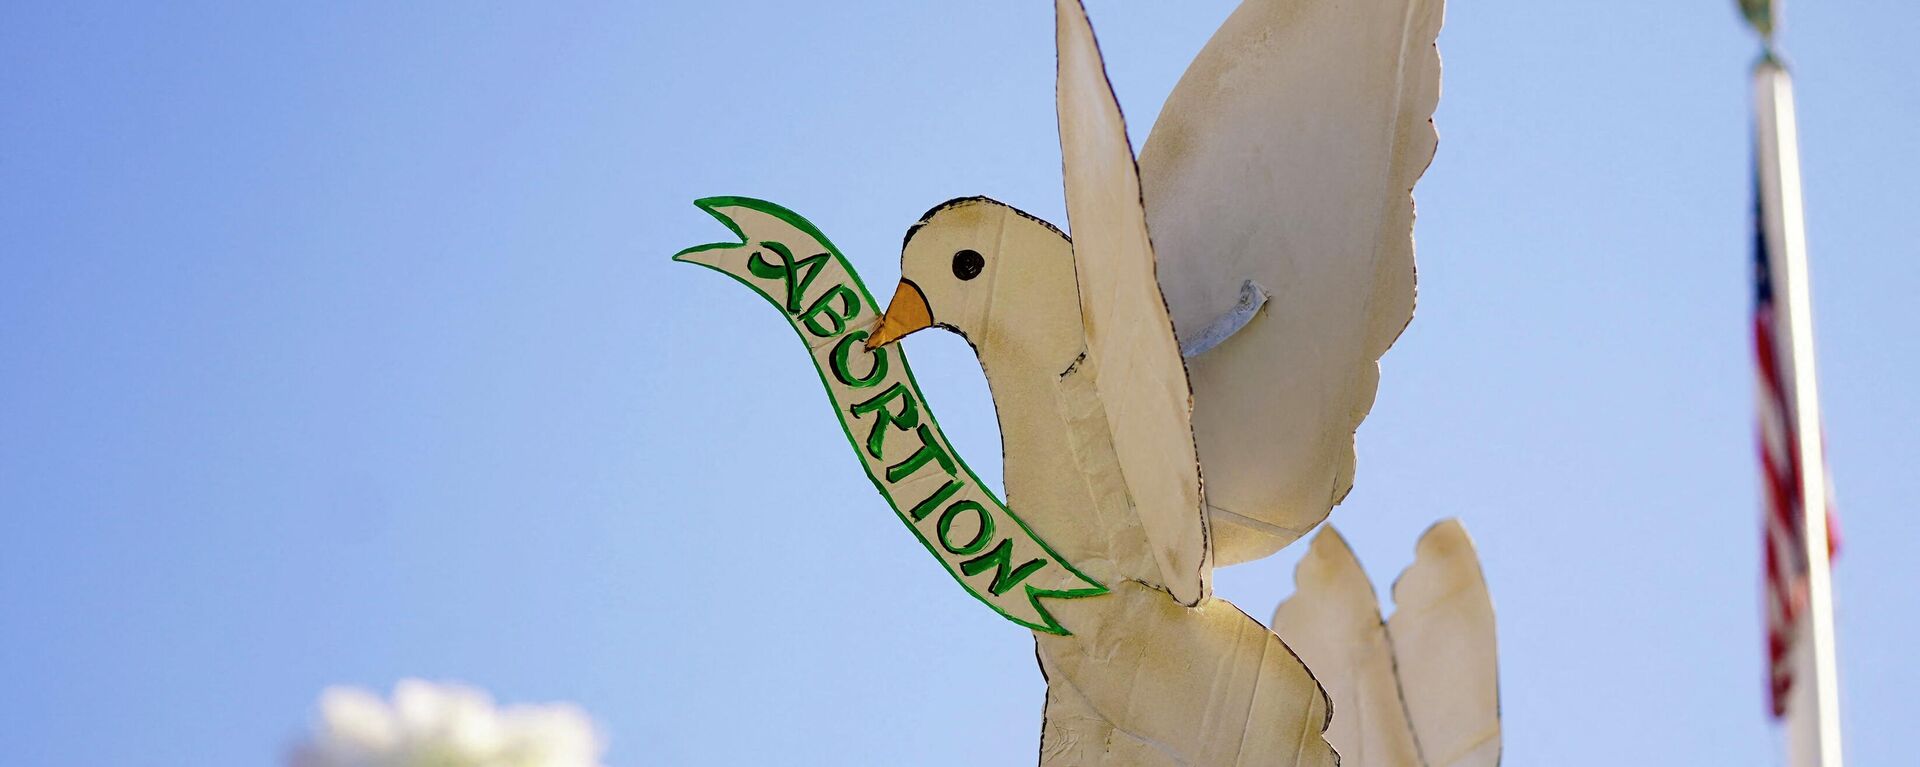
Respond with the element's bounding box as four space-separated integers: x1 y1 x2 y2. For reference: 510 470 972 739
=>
952 249 985 281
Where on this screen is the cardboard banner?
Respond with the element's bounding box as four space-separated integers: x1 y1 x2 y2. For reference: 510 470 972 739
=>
675 196 1107 635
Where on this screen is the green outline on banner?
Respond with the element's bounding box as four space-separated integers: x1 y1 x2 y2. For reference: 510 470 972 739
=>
674 195 1107 635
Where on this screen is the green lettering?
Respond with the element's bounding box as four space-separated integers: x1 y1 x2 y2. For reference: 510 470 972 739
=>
907 479 963 522
799 284 859 338
829 331 888 389
746 241 832 314
960 539 1049 597
885 425 956 483
848 382 919 459
937 501 994 556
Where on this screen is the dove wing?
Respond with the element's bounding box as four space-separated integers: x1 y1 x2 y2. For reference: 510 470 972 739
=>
1271 527 1424 767
1138 0 1444 566
1386 520 1501 767
1055 0 1211 605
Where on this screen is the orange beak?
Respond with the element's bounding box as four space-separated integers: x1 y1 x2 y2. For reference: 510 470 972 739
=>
866 280 934 349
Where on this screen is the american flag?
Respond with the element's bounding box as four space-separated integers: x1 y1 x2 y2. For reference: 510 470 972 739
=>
1753 170 1839 719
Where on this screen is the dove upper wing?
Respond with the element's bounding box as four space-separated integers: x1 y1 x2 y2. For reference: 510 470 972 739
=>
1387 520 1500 767
1055 0 1211 605
1139 0 1444 566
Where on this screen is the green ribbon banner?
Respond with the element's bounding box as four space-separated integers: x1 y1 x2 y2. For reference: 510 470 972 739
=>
675 196 1106 635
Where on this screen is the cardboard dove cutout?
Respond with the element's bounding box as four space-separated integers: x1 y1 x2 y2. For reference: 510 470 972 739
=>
1271 521 1501 767
677 0 1452 763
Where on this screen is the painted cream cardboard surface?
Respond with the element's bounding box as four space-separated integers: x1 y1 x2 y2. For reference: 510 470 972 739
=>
1139 0 1446 566
1272 521 1500 767
1036 582 1333 767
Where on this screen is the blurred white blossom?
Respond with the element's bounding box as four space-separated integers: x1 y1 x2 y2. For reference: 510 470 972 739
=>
290 679 604 767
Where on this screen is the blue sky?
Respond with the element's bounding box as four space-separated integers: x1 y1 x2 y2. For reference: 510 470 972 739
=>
2 1 1915 765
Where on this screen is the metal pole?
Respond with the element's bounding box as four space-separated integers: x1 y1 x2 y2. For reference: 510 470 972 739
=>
1752 56 1844 767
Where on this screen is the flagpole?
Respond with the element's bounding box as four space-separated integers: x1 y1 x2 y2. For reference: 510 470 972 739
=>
1751 54 1844 767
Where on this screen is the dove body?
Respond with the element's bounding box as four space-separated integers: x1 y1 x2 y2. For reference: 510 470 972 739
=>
872 197 1334 767
877 198 1155 590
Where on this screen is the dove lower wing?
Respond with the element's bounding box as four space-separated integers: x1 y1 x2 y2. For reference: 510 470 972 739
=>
1387 520 1501 767
1272 527 1424 767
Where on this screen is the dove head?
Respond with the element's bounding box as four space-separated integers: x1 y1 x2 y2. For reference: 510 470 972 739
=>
866 197 1081 366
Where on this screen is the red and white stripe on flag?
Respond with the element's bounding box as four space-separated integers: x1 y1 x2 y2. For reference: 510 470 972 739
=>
1753 177 1840 719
